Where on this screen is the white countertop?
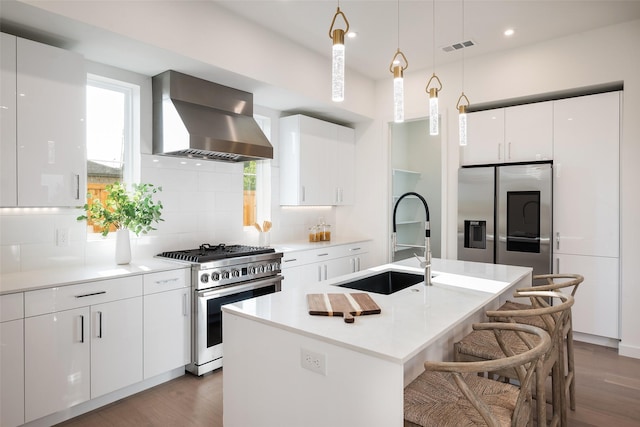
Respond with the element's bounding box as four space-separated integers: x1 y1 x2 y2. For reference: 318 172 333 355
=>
222 258 531 363
0 258 190 295
272 237 371 253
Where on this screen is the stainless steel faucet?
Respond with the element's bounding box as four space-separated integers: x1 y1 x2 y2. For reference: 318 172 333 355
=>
392 192 432 286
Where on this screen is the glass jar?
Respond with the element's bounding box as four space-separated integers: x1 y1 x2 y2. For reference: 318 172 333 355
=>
320 224 331 241
308 226 319 242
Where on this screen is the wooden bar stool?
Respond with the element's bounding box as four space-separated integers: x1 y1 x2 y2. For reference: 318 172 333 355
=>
498 274 584 412
405 322 551 427
454 291 574 427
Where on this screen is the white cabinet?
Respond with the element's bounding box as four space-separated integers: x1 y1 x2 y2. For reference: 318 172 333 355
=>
553 91 620 339
280 242 370 289
280 115 355 206
1 293 24 427
90 297 143 398
24 276 143 422
1 33 17 207
143 269 191 379
555 254 619 339
24 306 91 422
0 33 86 207
463 102 553 165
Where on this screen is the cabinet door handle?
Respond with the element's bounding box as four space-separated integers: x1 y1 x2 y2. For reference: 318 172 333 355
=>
183 292 188 317
323 265 328 280
356 257 361 271
301 186 306 202
556 257 560 274
317 265 322 282
498 143 502 160
75 174 80 200
350 258 355 273
556 232 560 250
97 311 103 338
80 315 85 343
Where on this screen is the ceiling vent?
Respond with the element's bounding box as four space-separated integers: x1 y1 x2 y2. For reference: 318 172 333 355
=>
442 40 476 53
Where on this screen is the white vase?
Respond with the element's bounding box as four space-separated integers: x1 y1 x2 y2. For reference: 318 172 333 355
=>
115 228 131 265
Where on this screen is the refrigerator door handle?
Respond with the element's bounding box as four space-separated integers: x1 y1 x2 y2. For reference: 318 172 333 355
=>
555 257 560 274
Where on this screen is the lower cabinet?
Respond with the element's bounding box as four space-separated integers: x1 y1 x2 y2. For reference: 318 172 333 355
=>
280 242 370 289
143 269 191 379
1 293 24 427
19 267 191 424
24 276 143 422
556 253 619 339
25 306 91 422
90 297 143 398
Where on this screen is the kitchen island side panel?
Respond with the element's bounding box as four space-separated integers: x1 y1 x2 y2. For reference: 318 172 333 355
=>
223 311 404 427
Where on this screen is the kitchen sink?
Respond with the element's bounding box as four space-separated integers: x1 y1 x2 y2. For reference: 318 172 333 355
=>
336 270 424 295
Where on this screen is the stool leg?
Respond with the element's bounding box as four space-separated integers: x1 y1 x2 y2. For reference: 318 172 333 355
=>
566 316 576 411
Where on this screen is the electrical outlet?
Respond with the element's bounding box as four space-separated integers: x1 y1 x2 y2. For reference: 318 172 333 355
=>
301 348 327 375
56 228 70 247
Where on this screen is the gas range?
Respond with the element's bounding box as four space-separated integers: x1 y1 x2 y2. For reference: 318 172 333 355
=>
157 243 283 375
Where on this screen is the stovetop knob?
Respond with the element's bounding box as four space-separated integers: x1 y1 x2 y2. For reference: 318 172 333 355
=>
200 273 210 283
211 272 220 281
231 269 240 278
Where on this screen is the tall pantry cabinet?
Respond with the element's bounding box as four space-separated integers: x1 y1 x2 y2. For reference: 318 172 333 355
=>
553 91 620 340
0 32 86 207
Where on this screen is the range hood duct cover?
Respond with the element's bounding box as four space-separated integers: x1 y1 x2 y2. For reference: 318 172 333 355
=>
152 70 273 162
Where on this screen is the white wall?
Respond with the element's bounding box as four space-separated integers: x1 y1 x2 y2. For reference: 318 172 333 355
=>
370 20 640 358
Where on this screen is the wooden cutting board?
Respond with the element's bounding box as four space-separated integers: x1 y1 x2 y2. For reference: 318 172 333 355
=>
307 293 381 323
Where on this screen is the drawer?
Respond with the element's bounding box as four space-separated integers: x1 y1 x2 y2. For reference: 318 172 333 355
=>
25 275 143 317
0 293 24 322
143 268 190 294
332 243 369 258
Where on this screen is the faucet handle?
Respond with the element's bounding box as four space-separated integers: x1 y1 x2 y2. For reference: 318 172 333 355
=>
413 253 427 267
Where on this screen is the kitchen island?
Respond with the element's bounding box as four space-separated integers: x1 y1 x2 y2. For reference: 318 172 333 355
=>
222 258 532 427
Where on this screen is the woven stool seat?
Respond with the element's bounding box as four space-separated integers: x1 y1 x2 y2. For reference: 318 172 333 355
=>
405 372 528 427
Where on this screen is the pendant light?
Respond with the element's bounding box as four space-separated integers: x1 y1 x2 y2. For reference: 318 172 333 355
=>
329 3 350 102
457 0 471 145
425 0 442 136
389 0 408 123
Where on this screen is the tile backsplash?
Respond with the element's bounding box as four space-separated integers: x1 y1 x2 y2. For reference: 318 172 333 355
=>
0 154 336 273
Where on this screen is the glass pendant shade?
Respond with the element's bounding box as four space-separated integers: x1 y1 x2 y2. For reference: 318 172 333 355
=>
458 105 468 146
429 88 439 135
393 66 404 123
332 29 345 102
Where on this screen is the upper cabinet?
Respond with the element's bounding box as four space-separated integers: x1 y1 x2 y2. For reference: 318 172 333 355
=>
0 33 86 207
279 114 355 206
462 102 553 165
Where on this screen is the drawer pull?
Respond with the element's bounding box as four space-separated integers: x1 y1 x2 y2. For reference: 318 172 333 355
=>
318 253 329 257
283 258 297 263
75 291 107 298
349 247 361 251
156 278 179 285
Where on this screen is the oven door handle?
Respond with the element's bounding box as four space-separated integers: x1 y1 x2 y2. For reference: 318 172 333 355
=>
199 276 282 299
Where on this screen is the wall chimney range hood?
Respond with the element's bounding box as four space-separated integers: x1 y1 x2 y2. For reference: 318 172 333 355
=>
152 70 273 162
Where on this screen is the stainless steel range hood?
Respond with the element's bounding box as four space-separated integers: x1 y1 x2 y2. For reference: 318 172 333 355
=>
152 70 273 162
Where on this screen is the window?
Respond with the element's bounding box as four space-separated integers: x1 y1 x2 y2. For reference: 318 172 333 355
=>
243 115 272 227
85 75 138 233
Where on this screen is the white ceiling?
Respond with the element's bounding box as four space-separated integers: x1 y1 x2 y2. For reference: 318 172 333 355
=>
216 0 640 81
1 0 639 120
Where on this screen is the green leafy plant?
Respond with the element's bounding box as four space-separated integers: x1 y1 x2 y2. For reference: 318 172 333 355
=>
77 182 164 237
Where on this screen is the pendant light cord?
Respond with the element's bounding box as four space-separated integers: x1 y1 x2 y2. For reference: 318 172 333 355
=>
432 0 436 71
397 0 401 50
461 0 465 91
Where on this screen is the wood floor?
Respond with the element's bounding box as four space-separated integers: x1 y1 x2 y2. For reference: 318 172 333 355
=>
56 341 640 427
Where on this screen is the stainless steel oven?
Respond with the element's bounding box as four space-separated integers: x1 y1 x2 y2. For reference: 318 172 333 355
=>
158 244 283 376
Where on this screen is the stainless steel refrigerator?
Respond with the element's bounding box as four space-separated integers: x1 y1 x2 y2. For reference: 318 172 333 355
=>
457 162 552 276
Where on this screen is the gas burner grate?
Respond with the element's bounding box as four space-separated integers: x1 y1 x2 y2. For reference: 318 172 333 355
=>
158 243 275 263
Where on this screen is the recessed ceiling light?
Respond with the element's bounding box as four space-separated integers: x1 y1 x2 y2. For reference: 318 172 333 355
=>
504 28 515 37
